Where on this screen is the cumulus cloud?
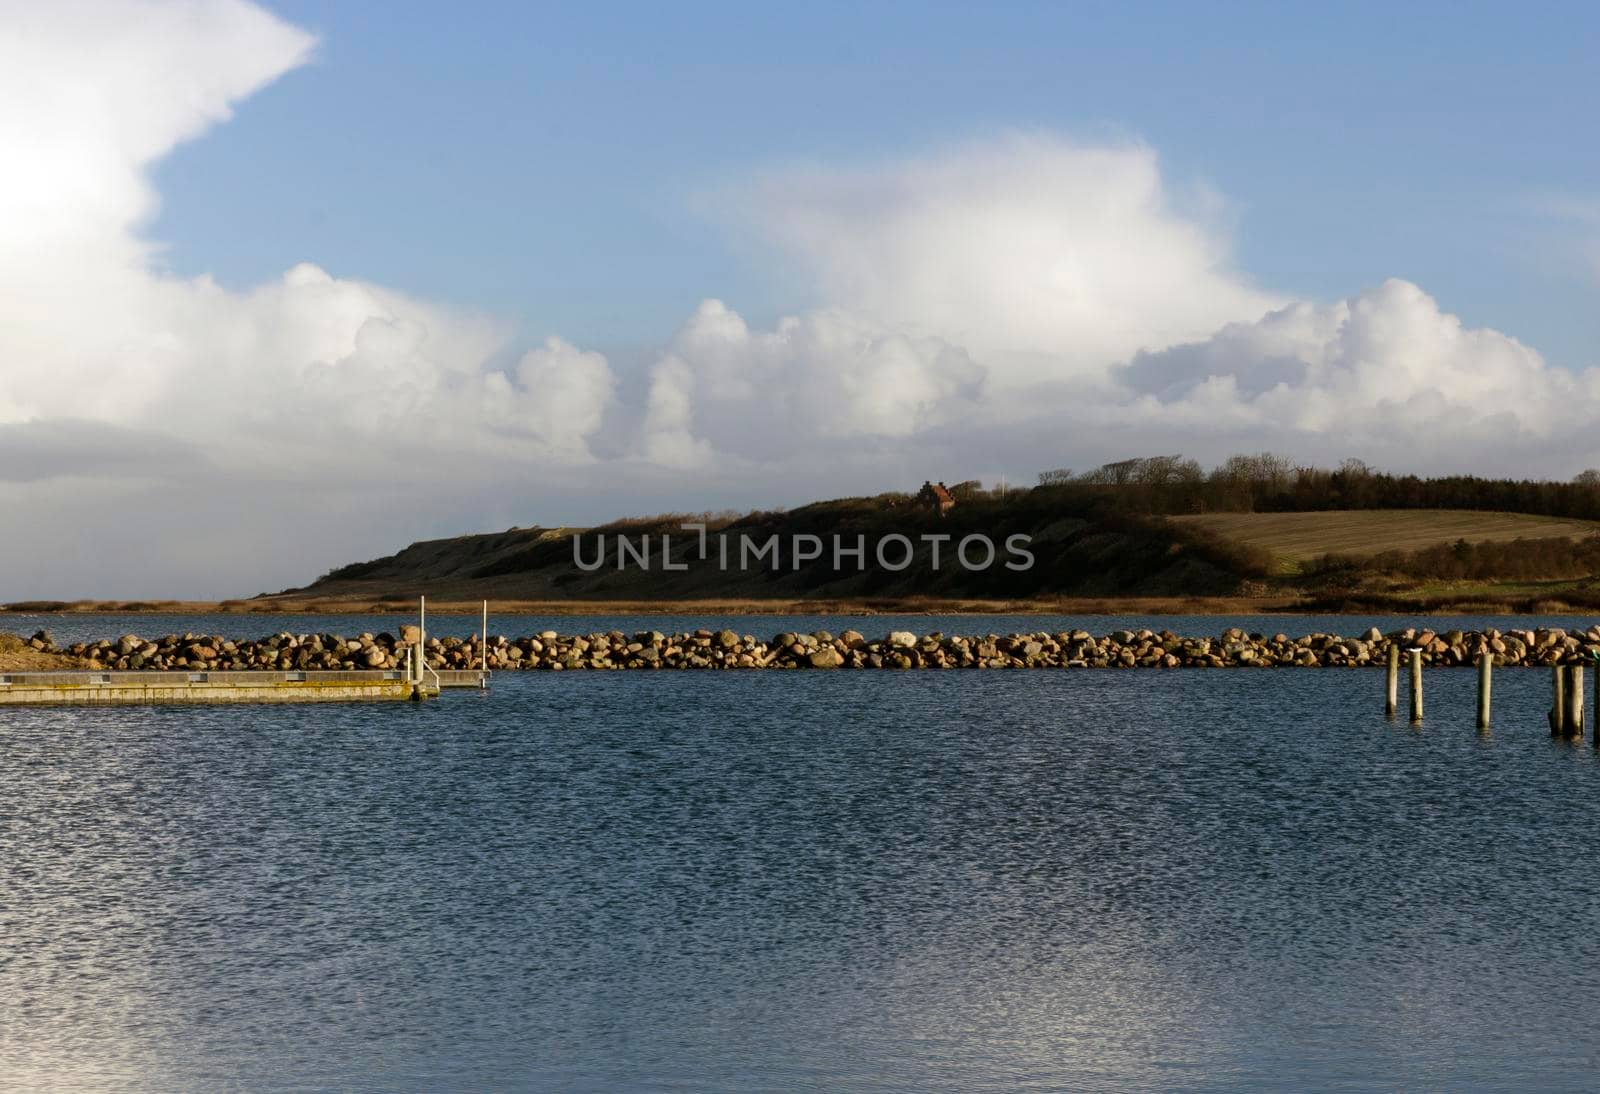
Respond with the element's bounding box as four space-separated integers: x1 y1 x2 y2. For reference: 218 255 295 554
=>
1118 279 1571 444
639 142 1594 476
0 0 618 463
733 134 1283 387
638 301 982 468
632 135 1289 468
0 0 627 595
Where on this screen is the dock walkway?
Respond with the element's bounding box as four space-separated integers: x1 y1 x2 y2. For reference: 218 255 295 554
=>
0 669 488 705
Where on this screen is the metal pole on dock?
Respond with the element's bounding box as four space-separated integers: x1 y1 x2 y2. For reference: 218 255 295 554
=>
1409 648 1423 724
420 595 428 682
1551 664 1567 735
1477 653 1492 730
1386 645 1399 718
1569 664 1585 737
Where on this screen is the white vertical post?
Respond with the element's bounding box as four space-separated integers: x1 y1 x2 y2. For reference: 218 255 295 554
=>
1409 648 1423 724
482 599 488 674
1476 652 1492 730
419 595 427 682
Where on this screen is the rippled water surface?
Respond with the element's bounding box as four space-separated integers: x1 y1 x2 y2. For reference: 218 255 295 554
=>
6 666 1600 1090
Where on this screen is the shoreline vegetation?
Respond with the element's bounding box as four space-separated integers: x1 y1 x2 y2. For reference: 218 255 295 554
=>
11 624 1600 672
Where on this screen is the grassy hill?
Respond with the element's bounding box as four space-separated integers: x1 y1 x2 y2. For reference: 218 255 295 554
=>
238 492 1600 615
1173 510 1600 575
261 489 1274 610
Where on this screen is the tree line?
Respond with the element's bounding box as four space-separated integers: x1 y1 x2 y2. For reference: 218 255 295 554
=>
1030 454 1600 520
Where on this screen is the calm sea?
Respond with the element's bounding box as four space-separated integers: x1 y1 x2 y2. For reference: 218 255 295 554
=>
4 615 1600 1090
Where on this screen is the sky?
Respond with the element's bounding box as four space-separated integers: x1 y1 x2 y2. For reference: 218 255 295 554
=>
3 0 1600 598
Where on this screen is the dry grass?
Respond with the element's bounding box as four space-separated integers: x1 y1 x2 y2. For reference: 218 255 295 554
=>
1173 510 1600 574
0 634 82 671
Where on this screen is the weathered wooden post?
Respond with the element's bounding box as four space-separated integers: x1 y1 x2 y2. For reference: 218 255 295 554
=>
1569 663 1585 736
1477 652 1492 730
1551 664 1567 735
1593 658 1600 746
1386 645 1399 718
1409 648 1424 724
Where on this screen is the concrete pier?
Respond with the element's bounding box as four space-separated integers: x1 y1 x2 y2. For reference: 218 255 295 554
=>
0 669 438 705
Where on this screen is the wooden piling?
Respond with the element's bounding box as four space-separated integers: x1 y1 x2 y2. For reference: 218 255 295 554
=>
1477 653 1492 729
1552 664 1567 735
1594 662 1600 747
1569 664 1585 737
1386 645 1399 718
1409 649 1423 724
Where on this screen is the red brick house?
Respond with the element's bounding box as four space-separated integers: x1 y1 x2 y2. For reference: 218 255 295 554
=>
917 480 956 516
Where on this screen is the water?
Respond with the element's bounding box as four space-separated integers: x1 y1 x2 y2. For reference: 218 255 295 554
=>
5 657 1600 1090
10 610 1600 647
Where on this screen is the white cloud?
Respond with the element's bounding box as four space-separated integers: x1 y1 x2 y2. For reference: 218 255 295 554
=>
0 0 617 463
507 337 617 457
1046 277 1600 480
733 134 1283 387
0 0 625 596
1119 279 1564 440
637 300 983 468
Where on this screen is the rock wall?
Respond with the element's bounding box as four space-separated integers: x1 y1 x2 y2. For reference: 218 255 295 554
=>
14 624 1600 671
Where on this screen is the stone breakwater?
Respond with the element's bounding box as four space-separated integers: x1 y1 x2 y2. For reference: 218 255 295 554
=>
11 624 1600 671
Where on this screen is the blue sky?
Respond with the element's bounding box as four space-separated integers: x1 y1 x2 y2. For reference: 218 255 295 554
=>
152 0 1600 367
